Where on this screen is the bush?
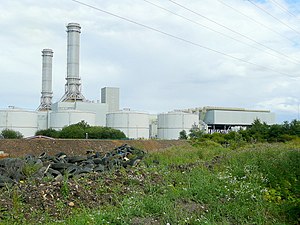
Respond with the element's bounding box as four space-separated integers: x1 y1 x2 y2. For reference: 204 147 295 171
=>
59 124 86 139
1 129 23 139
188 119 300 147
35 128 60 138
226 144 300 223
188 127 204 139
86 126 126 139
179 130 188 140
37 121 127 139
210 132 226 145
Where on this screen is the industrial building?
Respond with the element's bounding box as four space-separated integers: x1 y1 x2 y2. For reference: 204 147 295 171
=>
101 87 120 113
0 23 276 139
180 106 275 134
203 107 275 132
106 109 150 139
157 111 199 140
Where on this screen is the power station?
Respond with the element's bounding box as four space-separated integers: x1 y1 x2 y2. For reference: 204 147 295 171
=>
0 23 275 139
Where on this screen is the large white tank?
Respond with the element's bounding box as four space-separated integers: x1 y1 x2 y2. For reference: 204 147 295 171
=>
106 110 150 139
157 111 199 140
0 108 38 137
50 110 96 129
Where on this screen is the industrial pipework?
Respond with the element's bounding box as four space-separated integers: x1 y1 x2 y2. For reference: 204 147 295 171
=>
38 49 53 111
60 22 86 102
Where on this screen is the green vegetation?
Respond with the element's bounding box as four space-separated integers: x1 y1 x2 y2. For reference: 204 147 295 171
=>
179 130 188 139
0 129 23 139
187 119 300 147
36 121 126 139
35 128 60 138
1 140 299 224
2 119 300 224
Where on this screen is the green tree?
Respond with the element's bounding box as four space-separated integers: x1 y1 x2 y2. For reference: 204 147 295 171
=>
245 119 269 142
35 128 60 138
59 124 86 139
1 129 23 139
268 124 285 142
188 126 204 139
59 120 92 139
179 130 188 139
210 132 226 144
56 121 126 139
288 119 300 136
85 126 126 139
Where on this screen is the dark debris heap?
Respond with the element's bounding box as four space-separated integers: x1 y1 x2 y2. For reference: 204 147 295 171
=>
0 144 145 187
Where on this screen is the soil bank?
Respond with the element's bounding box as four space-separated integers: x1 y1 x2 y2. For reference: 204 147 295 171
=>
0 139 188 157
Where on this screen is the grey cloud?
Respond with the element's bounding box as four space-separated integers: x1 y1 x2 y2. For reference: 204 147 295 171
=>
1 0 300 123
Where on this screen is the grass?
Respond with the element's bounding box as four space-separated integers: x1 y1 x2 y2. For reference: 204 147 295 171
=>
1 141 299 224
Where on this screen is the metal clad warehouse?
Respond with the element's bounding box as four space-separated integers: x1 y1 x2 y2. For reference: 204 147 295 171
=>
204 108 275 131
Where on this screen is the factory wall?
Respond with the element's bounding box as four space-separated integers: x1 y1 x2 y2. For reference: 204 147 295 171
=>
74 102 108 126
37 111 50 130
204 110 276 125
51 101 108 126
50 110 96 130
101 87 120 113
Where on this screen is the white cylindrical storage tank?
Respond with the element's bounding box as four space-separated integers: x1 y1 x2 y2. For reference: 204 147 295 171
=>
0 108 38 137
50 110 96 130
106 110 150 139
157 111 199 140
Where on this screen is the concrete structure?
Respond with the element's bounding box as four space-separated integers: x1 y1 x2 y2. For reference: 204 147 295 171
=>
38 49 53 111
157 111 199 140
51 101 108 126
176 106 275 133
106 109 150 139
0 107 38 137
149 114 158 139
50 110 95 130
203 107 275 132
101 87 120 112
60 23 85 102
37 111 50 131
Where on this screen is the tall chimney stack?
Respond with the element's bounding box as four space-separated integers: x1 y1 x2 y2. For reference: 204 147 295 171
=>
38 49 53 111
60 22 85 102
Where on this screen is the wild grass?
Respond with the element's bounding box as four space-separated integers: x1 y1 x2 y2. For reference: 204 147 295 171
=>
63 142 299 224
1 141 299 224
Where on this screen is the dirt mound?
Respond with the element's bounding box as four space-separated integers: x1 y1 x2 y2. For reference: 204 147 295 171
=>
0 139 187 157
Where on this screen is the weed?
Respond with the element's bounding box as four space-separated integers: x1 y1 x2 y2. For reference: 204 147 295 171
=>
22 162 42 177
1 142 299 224
60 176 70 199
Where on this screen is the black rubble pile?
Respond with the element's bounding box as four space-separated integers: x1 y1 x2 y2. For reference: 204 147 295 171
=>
0 144 145 187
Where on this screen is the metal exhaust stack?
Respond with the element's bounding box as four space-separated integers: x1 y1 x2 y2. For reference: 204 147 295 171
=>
38 49 53 111
60 22 86 102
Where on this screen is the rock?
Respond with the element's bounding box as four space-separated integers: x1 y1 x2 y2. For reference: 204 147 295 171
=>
68 202 75 207
0 151 9 159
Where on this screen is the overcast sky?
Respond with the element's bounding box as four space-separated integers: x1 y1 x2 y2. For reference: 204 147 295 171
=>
1 0 300 123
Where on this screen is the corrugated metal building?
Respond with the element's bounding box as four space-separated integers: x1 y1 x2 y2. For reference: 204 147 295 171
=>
202 107 275 132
